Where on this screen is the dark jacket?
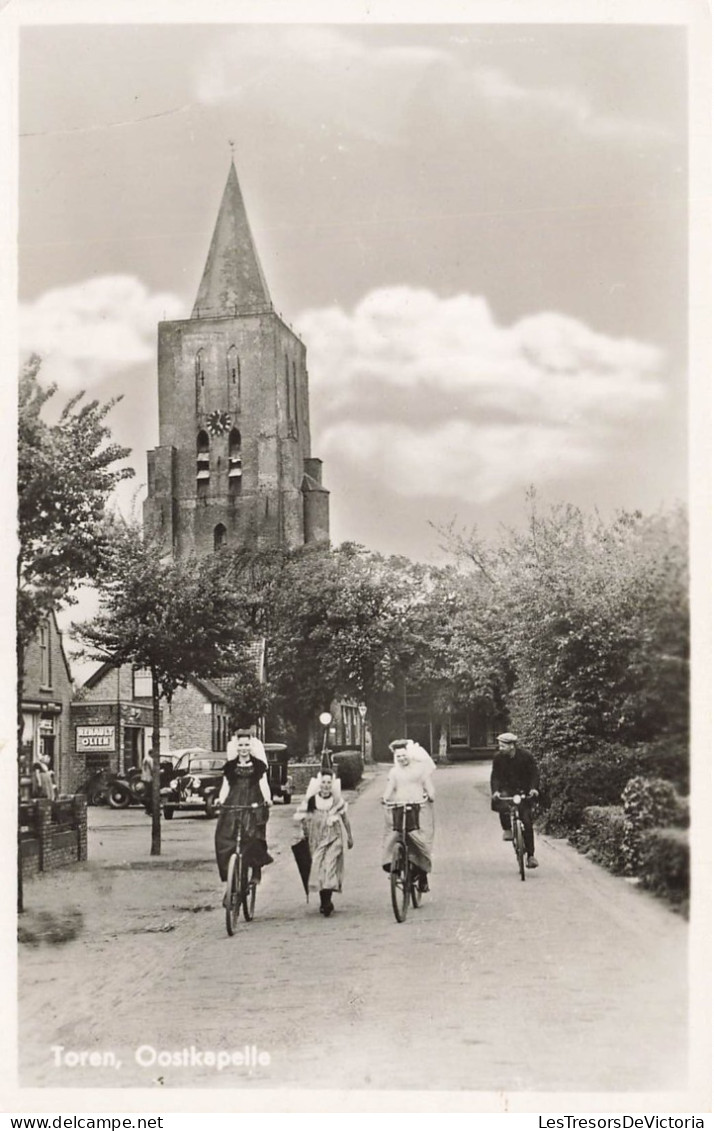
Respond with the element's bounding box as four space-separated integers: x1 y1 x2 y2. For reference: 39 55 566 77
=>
223 755 266 786
490 746 539 797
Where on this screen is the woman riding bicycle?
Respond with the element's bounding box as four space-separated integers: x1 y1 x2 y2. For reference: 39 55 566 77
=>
214 731 273 890
381 739 435 892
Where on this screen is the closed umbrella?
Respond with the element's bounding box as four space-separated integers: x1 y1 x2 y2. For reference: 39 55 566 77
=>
291 837 312 901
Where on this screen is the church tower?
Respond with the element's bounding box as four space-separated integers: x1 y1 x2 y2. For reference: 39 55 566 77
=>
143 159 329 556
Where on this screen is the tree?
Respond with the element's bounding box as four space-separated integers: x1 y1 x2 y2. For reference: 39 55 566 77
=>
74 525 248 854
264 544 426 752
17 358 133 911
17 356 133 659
438 493 689 756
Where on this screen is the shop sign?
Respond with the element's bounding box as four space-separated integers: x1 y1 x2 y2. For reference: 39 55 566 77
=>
76 725 115 752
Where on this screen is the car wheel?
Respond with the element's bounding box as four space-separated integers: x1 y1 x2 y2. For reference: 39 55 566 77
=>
163 807 175 820
283 793 292 804
205 793 219 819
108 783 131 809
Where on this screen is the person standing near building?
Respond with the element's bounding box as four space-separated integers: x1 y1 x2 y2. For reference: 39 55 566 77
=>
141 748 154 815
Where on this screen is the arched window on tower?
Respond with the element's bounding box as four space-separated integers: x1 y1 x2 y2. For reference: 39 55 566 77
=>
214 524 227 551
227 346 240 395
196 430 210 495
285 355 292 425
228 428 242 495
195 349 206 415
195 349 205 387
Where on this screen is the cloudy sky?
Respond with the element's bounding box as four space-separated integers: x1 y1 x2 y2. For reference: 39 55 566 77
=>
15 14 694 569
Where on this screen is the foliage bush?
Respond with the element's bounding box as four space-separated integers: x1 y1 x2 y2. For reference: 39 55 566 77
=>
571 805 627 874
636 827 689 913
631 737 689 794
537 744 644 834
622 776 688 875
332 750 364 790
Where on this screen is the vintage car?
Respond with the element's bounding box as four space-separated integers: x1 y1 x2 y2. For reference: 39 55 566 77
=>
160 749 226 819
265 743 293 804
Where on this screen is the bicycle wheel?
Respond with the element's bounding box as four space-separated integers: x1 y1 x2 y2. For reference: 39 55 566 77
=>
514 818 526 881
241 856 256 922
390 843 409 923
225 853 241 935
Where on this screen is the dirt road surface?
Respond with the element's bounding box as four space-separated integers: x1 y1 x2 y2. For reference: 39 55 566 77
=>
18 763 689 1095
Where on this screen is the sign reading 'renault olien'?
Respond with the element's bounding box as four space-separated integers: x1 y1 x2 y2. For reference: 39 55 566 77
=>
75 725 116 753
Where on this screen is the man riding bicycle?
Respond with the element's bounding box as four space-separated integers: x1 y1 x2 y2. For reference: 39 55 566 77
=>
490 732 540 869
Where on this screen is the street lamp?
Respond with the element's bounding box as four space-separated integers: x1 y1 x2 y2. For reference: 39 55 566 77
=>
358 702 367 764
319 712 332 764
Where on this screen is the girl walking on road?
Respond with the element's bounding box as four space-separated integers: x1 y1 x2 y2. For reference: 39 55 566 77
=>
293 766 353 917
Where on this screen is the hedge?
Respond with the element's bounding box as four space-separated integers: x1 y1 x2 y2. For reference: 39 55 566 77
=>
621 776 688 875
332 750 364 790
571 805 627 874
637 826 689 912
538 744 644 834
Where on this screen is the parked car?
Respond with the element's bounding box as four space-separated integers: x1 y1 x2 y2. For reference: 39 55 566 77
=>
160 750 226 819
265 743 293 804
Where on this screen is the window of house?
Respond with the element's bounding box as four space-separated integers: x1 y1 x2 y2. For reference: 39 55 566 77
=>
214 524 227 551
285 355 291 423
195 349 205 387
133 668 152 698
448 713 469 746
39 621 51 688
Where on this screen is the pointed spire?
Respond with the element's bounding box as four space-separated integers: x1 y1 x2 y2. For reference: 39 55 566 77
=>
192 159 272 319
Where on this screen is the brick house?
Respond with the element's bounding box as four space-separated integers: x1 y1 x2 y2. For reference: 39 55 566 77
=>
370 682 501 763
73 662 231 763
20 611 76 798
71 663 161 779
162 675 230 752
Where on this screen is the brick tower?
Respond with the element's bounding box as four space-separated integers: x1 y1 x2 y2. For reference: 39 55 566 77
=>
143 159 329 556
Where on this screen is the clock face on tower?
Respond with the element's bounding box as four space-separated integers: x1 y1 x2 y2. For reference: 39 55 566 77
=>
206 410 232 436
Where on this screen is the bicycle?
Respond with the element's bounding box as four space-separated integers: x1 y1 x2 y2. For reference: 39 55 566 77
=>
223 803 262 936
498 794 535 881
383 800 429 923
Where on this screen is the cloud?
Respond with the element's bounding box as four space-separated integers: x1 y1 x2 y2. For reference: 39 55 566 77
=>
296 287 666 504
193 25 669 145
20 275 183 393
194 26 449 146
465 66 669 142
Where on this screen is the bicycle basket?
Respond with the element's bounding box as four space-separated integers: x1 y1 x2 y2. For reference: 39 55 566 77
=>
392 805 420 832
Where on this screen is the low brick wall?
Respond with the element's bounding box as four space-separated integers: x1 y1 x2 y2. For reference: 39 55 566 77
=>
20 795 88 878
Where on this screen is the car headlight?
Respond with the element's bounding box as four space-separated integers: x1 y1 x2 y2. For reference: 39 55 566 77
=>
169 778 178 790
191 776 201 788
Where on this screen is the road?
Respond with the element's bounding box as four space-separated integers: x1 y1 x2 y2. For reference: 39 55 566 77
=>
18 763 689 1094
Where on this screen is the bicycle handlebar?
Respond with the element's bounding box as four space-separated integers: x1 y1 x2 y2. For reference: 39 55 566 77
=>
221 802 263 811
382 799 429 807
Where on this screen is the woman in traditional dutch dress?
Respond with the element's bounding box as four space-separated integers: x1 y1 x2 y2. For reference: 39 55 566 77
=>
293 765 353 917
381 739 435 892
214 731 273 889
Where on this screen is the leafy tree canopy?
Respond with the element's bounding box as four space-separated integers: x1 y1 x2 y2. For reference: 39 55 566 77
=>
17 356 133 651
74 523 248 704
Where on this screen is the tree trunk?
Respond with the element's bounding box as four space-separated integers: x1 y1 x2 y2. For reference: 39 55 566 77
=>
150 673 161 856
306 717 316 758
